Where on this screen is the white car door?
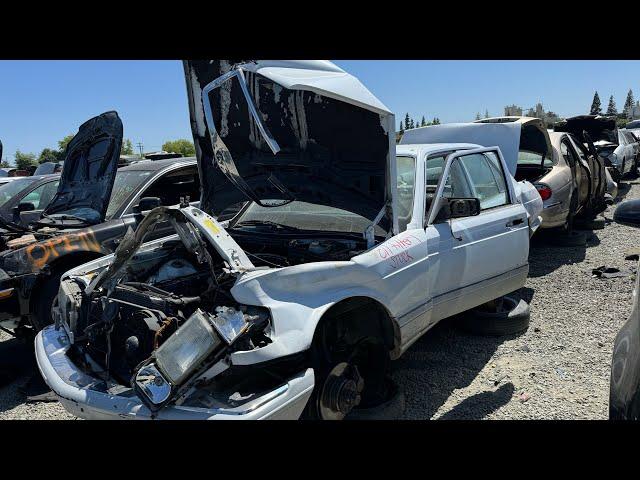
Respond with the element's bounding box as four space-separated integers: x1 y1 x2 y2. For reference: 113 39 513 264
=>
425 147 529 321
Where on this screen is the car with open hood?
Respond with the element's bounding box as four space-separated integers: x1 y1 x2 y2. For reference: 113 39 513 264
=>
35 60 543 421
555 115 638 182
0 111 202 334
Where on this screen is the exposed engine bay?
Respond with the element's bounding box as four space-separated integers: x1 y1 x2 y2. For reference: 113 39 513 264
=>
57 204 370 408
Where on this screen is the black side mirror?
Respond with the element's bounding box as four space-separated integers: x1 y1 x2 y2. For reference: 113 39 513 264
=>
614 199 640 227
436 197 481 222
133 197 162 215
17 202 36 213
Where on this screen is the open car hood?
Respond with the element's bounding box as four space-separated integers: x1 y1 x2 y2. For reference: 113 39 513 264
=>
42 111 122 225
184 60 396 233
400 118 552 177
554 115 618 144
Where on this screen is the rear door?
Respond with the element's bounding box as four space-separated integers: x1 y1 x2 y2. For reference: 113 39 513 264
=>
426 147 529 317
561 136 589 211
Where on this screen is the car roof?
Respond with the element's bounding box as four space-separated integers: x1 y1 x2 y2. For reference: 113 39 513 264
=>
118 156 197 171
396 142 484 156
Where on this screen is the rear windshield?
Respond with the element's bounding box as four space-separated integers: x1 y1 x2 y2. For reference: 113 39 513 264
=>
518 150 554 168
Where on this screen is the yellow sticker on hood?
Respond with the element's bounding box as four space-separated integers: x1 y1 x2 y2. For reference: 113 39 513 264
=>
203 218 220 234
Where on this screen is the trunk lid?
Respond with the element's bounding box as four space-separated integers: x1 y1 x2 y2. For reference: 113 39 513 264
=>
41 111 122 226
183 60 397 234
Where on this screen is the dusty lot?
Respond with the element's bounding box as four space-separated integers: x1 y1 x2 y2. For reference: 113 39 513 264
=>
1 181 639 420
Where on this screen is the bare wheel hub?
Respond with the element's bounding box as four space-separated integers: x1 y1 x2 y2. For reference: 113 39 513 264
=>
319 362 364 420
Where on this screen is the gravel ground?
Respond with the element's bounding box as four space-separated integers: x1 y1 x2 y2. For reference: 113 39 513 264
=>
393 179 640 419
1 181 639 420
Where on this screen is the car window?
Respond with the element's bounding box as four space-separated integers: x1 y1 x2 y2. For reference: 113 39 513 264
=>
396 155 416 232
130 165 201 212
442 158 473 200
518 150 554 168
457 152 509 210
0 178 35 207
569 136 589 162
560 139 578 167
21 180 60 209
106 170 154 218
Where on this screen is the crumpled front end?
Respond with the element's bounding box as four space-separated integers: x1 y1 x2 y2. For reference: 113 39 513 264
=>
35 205 318 419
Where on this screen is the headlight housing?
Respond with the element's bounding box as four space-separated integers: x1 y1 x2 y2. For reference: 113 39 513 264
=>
134 306 270 410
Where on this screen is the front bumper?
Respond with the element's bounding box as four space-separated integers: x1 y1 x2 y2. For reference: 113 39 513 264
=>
35 325 315 420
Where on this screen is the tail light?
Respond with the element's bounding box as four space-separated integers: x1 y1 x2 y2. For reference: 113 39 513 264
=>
534 184 552 201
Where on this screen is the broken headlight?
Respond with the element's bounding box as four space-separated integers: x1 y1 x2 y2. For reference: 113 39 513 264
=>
134 306 271 410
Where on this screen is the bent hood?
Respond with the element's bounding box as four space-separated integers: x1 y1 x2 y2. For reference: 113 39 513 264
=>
554 115 618 144
42 111 122 225
183 60 396 232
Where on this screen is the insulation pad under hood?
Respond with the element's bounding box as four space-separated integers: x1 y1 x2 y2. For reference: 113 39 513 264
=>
42 111 123 225
184 60 394 231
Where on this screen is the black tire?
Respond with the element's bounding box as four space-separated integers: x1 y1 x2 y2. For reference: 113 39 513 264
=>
346 378 405 420
31 272 63 332
456 294 530 336
631 157 640 179
551 230 587 247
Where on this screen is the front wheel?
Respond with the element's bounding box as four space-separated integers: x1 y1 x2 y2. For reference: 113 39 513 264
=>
302 321 393 420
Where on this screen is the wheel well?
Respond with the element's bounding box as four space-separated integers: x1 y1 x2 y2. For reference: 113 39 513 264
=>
29 251 104 310
314 297 400 360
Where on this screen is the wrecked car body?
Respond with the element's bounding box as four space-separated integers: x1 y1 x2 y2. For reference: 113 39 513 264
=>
37 60 540 420
555 115 637 182
0 110 201 332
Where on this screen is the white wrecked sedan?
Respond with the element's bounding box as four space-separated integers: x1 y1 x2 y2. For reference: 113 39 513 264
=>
35 60 543 420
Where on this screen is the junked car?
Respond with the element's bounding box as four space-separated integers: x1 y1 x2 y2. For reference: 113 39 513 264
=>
555 115 637 182
36 60 542 420
609 198 640 419
0 174 60 226
0 111 201 334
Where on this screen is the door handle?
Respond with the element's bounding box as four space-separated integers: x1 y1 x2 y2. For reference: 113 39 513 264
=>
506 218 525 227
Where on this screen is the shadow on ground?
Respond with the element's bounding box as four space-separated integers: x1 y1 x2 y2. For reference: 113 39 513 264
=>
391 315 523 420
0 335 49 413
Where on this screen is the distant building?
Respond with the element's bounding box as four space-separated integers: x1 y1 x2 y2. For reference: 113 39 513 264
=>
504 104 523 116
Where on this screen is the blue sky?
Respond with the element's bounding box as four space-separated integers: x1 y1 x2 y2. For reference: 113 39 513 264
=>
1 60 639 163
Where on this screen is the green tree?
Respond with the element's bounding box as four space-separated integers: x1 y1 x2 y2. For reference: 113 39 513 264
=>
590 91 602 115
606 95 618 116
404 113 411 131
58 134 74 153
623 89 635 118
38 148 59 164
484 109 489 119
121 139 134 155
409 118 415 129
162 139 195 156
398 121 404 134
14 150 37 170
475 112 481 121
420 116 426 127
0 160 10 168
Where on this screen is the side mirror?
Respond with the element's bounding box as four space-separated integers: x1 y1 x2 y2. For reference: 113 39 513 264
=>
436 197 481 222
614 199 640 227
16 202 36 213
133 197 162 215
